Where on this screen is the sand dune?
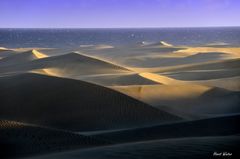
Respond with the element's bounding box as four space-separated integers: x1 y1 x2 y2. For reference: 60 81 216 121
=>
112 73 210 105
174 47 240 57
161 87 240 118
164 68 240 80
0 52 131 77
140 58 240 74
191 76 240 91
112 83 240 119
112 84 210 105
154 58 240 81
185 51 235 59
32 68 62 77
0 47 9 51
81 45 240 69
32 52 131 77
125 52 238 68
0 120 110 158
29 135 240 159
0 73 181 131
24 112 240 159
76 45 183 68
1 42 240 159
0 50 17 59
0 49 48 67
138 72 182 84
91 114 240 143
32 49 48 58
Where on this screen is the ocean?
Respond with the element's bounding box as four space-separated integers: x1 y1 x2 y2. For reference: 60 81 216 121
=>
0 27 240 48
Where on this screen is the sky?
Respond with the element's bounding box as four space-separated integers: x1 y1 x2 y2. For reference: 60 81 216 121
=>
0 0 240 28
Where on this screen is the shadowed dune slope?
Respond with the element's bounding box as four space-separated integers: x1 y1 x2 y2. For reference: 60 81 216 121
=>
172 87 240 118
0 120 110 159
112 84 211 106
0 52 130 76
192 76 240 91
91 114 240 143
29 135 240 159
164 68 240 80
113 85 240 118
0 50 17 59
156 58 240 73
0 73 181 131
133 58 240 74
0 50 48 67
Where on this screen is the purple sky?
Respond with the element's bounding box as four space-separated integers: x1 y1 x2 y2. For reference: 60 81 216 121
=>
0 0 240 28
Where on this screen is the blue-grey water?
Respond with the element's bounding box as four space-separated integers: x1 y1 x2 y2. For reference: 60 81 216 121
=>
0 27 240 48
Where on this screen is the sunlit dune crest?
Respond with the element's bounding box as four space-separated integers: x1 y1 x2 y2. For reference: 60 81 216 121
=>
42 68 61 76
32 49 48 59
0 47 9 51
139 72 181 85
160 41 173 47
31 68 61 77
0 49 49 67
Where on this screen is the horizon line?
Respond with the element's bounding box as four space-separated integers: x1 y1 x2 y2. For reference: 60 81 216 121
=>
0 26 240 29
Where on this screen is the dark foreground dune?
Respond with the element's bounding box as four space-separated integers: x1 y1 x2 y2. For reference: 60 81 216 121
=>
1 115 239 159
0 73 181 131
28 135 240 159
0 120 110 159
90 114 240 143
